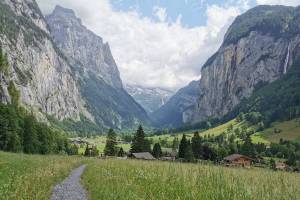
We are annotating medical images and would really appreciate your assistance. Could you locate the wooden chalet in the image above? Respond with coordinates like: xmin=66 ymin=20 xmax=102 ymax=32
xmin=224 ymin=154 xmax=252 ymax=168
xmin=275 ymin=162 xmax=288 ymax=170
xmin=130 ymin=152 xmax=156 ymax=160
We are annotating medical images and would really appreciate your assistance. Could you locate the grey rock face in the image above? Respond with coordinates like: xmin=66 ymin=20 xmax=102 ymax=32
xmin=46 ymin=6 xmax=149 ymax=129
xmin=125 ymin=84 xmax=173 ymax=113
xmin=189 ymin=6 xmax=300 ymax=123
xmin=46 ymin=5 xmax=122 ymax=89
xmin=0 ymin=0 xmax=91 ymax=121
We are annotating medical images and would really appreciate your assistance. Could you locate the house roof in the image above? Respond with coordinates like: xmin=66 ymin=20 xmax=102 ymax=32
xmin=132 ymin=152 xmax=155 ymax=160
xmin=224 ymin=154 xmax=252 ymax=161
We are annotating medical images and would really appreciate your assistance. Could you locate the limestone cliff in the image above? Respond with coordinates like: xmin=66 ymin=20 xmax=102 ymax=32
xmin=187 ymin=5 xmax=300 ymax=123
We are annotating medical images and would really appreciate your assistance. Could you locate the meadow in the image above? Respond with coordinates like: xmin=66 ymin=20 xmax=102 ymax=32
xmin=1 ymin=151 xmax=300 ymax=200
xmin=0 ymin=152 xmax=83 ymax=200
xmin=82 ymin=159 xmax=300 ymax=200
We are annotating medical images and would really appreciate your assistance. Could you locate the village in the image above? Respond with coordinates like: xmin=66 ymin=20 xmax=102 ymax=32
xmin=70 ymin=125 xmax=297 ymax=172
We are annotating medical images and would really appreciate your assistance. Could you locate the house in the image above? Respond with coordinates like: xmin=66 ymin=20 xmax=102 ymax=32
xmin=224 ymin=154 xmax=252 ymax=168
xmin=130 ymin=152 xmax=156 ymax=160
xmin=161 ymin=150 xmax=177 ymax=161
xmin=275 ymin=162 xmax=288 ymax=170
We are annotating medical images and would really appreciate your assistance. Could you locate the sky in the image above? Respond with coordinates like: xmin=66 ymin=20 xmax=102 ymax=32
xmin=36 ymin=0 xmax=300 ymax=91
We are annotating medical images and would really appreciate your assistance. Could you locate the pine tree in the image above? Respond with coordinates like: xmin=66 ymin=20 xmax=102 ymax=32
xmin=152 ymin=143 xmax=162 ymax=158
xmin=104 ymin=128 xmax=118 ymax=156
xmin=240 ymin=135 xmax=256 ymax=157
xmin=178 ymin=134 xmax=188 ymax=158
xmin=131 ymin=125 xmax=149 ymax=153
xmin=118 ymin=147 xmax=125 ymax=157
xmin=23 ymin=116 xmax=39 ymax=154
xmin=172 ymin=137 xmax=179 ymax=151
xmin=184 ymin=140 xmax=194 ymax=162
xmin=191 ymin=132 xmax=202 ymax=159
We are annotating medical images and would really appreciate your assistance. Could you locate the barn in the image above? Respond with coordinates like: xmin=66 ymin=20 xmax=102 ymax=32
xmin=130 ymin=152 xmax=156 ymax=160
xmin=224 ymin=154 xmax=252 ymax=168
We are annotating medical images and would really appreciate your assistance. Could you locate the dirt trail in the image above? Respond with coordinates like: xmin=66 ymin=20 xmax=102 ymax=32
xmin=50 ymin=165 xmax=87 ymax=200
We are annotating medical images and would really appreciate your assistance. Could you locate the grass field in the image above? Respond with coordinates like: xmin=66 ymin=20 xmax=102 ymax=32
xmin=0 ymin=152 xmax=83 ymax=200
xmin=82 ymin=159 xmax=300 ymax=200
xmin=1 ymin=151 xmax=300 ymax=200
xmin=259 ymin=120 xmax=300 ymax=143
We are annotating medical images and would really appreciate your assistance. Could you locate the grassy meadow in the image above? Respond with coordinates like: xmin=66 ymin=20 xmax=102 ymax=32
xmin=259 ymin=120 xmax=300 ymax=143
xmin=82 ymin=159 xmax=300 ymax=200
xmin=0 ymin=151 xmax=300 ymax=200
xmin=0 ymin=152 xmax=83 ymax=200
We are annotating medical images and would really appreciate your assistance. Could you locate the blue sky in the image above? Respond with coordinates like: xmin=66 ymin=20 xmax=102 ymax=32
xmin=111 ymin=0 xmax=256 ymax=27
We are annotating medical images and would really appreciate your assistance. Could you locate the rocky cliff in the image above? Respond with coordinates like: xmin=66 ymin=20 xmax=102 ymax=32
xmin=187 ymin=5 xmax=300 ymax=124
xmin=46 ymin=6 xmax=149 ymax=129
xmin=0 ymin=0 xmax=91 ymax=121
xmin=151 ymin=81 xmax=199 ymax=127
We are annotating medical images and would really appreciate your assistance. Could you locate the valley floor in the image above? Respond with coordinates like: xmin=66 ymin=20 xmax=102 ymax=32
xmin=0 ymin=152 xmax=300 ymax=200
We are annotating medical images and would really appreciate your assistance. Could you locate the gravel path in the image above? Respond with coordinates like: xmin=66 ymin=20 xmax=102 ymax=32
xmin=51 ymin=165 xmax=87 ymax=200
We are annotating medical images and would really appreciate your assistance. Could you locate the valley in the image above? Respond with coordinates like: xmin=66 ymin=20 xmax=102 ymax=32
xmin=1 ymin=0 xmax=300 ymax=199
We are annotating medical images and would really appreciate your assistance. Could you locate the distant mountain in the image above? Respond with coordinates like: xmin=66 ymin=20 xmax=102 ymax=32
xmin=125 ymin=84 xmax=173 ymax=113
xmin=150 ymin=81 xmax=199 ymax=128
xmin=46 ymin=6 xmax=150 ymax=130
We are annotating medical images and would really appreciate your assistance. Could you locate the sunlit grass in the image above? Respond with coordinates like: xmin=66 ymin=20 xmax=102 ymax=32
xmin=83 ymin=159 xmax=300 ymax=200
xmin=0 ymin=151 xmax=83 ymax=200
xmin=259 ymin=120 xmax=300 ymax=143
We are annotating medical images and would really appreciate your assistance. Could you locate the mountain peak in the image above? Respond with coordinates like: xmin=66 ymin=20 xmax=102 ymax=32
xmin=51 ymin=5 xmax=82 ymax=25
xmin=53 ymin=5 xmax=76 ymax=16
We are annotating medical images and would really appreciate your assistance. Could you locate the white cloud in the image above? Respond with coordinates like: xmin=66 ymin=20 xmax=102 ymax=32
xmin=256 ymin=0 xmax=300 ymax=6
xmin=153 ymin=6 xmax=167 ymax=22
xmin=36 ymin=0 xmax=248 ymax=90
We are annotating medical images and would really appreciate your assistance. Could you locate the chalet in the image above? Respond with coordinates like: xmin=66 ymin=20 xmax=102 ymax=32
xmin=161 ymin=150 xmax=177 ymax=161
xmin=275 ymin=162 xmax=288 ymax=170
xmin=130 ymin=152 xmax=156 ymax=160
xmin=224 ymin=154 xmax=252 ymax=168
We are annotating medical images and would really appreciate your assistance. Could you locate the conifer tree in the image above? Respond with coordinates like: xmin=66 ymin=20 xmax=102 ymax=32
xmin=184 ymin=140 xmax=194 ymax=162
xmin=152 ymin=143 xmax=162 ymax=158
xmin=118 ymin=147 xmax=125 ymax=157
xmin=23 ymin=115 xmax=39 ymax=154
xmin=178 ymin=134 xmax=188 ymax=158
xmin=104 ymin=128 xmax=118 ymax=156
xmin=172 ymin=137 xmax=179 ymax=151
xmin=131 ymin=125 xmax=150 ymax=153
xmin=191 ymin=132 xmax=202 ymax=159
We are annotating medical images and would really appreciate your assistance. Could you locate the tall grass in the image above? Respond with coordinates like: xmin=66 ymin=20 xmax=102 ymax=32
xmin=83 ymin=159 xmax=300 ymax=200
xmin=0 ymin=151 xmax=83 ymax=200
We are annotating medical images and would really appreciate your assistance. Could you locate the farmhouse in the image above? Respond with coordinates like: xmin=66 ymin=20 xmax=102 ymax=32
xmin=224 ymin=154 xmax=252 ymax=168
xmin=130 ymin=152 xmax=156 ymax=160
xmin=275 ymin=162 xmax=288 ymax=170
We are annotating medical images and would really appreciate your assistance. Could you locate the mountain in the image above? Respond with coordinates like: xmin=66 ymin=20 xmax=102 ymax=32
xmin=0 ymin=0 xmax=92 ymax=122
xmin=185 ymin=5 xmax=300 ymax=124
xmin=150 ymin=81 xmax=199 ymax=128
xmin=125 ymin=84 xmax=173 ymax=113
xmin=46 ymin=6 xmax=149 ymax=130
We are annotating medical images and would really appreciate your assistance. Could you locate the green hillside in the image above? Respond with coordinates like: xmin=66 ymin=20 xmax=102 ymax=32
xmin=257 ymin=120 xmax=300 ymax=143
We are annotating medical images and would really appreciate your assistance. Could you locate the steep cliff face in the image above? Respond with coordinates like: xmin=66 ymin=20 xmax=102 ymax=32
xmin=151 ymin=81 xmax=199 ymax=128
xmin=0 ymin=0 xmax=91 ymax=121
xmin=188 ymin=5 xmax=300 ymax=123
xmin=46 ymin=6 xmax=149 ymax=129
